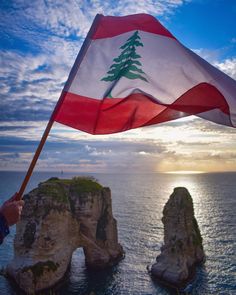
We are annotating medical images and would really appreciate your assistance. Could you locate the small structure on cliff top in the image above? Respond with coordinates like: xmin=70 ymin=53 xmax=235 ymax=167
xmin=7 ymin=177 xmax=124 ymax=294
xmin=151 ymin=187 xmax=205 ymax=289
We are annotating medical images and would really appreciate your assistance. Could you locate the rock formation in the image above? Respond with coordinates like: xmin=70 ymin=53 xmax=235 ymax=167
xmin=7 ymin=177 xmax=124 ymax=294
xmin=151 ymin=187 xmax=205 ymax=288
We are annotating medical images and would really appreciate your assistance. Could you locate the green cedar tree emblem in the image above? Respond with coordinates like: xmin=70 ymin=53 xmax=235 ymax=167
xmin=101 ymin=30 xmax=148 ymax=97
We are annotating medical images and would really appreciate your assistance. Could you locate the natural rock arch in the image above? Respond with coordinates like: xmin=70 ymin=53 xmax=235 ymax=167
xmin=7 ymin=177 xmax=124 ymax=294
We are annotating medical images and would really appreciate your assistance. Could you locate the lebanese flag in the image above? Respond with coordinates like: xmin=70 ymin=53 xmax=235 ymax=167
xmin=53 ymin=14 xmax=236 ymax=134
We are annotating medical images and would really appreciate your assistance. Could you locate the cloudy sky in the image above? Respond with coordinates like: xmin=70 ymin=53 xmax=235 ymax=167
xmin=0 ymin=0 xmax=236 ymax=173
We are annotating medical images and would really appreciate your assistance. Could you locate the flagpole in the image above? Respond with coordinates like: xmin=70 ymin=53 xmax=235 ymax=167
xmin=16 ymin=88 xmax=67 ymax=200
xmin=17 ymin=119 xmax=54 ymax=199
xmin=17 ymin=86 xmax=68 ymax=199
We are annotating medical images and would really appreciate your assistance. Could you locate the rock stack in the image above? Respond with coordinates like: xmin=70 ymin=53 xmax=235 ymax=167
xmin=151 ymin=187 xmax=205 ymax=288
xmin=7 ymin=177 xmax=124 ymax=293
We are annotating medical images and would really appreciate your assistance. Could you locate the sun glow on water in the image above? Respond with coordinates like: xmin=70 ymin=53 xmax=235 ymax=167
xmin=165 ymin=170 xmax=206 ymax=174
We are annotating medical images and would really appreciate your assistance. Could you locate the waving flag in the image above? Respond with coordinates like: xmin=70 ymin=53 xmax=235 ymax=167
xmin=53 ymin=13 xmax=236 ymax=134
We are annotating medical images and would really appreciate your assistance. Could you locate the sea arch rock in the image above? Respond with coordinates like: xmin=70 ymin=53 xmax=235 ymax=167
xmin=7 ymin=177 xmax=124 ymax=293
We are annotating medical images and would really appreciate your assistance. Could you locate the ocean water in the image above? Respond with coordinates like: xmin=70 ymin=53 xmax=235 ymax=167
xmin=0 ymin=171 xmax=235 ymax=295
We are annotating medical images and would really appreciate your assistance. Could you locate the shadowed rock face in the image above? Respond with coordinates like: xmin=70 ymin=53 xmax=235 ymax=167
xmin=151 ymin=187 xmax=205 ymax=288
xmin=7 ymin=177 xmax=124 ymax=294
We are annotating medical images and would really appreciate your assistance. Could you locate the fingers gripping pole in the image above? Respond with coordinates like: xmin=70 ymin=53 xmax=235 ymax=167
xmin=17 ymin=119 xmax=54 ymax=200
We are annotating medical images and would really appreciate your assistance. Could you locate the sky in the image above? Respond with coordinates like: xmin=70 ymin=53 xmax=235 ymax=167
xmin=0 ymin=0 xmax=236 ymax=173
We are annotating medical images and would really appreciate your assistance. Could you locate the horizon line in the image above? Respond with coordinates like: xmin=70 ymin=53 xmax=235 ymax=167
xmin=0 ymin=170 xmax=236 ymax=174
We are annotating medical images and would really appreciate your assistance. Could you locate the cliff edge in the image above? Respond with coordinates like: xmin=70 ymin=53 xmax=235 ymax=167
xmin=7 ymin=177 xmax=124 ymax=293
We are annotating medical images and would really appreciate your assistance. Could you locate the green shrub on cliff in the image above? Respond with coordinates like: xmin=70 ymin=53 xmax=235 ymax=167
xmin=71 ymin=177 xmax=103 ymax=194
xmin=38 ymin=176 xmax=103 ymax=202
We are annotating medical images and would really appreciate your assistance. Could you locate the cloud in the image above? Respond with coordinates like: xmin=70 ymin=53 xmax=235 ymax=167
xmin=1 ymin=112 xmax=235 ymax=172
xmin=191 ymin=118 xmax=236 ymax=135
xmin=0 ymin=120 xmax=236 ymax=173
xmin=0 ymin=132 xmax=168 ymax=171
xmin=0 ymin=0 xmax=190 ymax=47
xmin=0 ymin=49 xmax=72 ymax=121
xmin=1 ymin=117 xmax=235 ymax=173
xmin=0 ymin=0 xmax=235 ymax=173
xmin=231 ymin=37 xmax=236 ymax=44
xmin=192 ymin=48 xmax=224 ymax=63
xmin=214 ymin=58 xmax=236 ymax=80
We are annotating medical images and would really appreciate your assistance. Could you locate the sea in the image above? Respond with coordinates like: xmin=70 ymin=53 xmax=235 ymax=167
xmin=0 ymin=171 xmax=235 ymax=295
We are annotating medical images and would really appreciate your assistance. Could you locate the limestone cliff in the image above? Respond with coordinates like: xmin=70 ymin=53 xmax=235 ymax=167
xmin=151 ymin=187 xmax=205 ymax=288
xmin=7 ymin=177 xmax=124 ymax=293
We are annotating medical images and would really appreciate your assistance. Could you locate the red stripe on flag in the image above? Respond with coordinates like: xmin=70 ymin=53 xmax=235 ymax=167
xmin=54 ymin=83 xmax=231 ymax=134
xmin=92 ymin=14 xmax=175 ymax=40
xmin=146 ymin=82 xmax=230 ymax=126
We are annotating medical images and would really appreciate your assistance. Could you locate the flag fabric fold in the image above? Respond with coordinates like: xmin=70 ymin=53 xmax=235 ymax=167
xmin=53 ymin=13 xmax=236 ymax=134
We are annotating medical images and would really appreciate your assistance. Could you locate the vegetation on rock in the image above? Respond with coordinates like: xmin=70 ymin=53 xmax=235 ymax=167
xmin=38 ymin=182 xmax=68 ymax=204
xmin=70 ymin=177 xmax=103 ymax=194
xmin=36 ymin=176 xmax=103 ymax=204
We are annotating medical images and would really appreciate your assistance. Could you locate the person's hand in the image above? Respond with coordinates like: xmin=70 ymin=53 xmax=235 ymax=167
xmin=0 ymin=193 xmax=24 ymax=226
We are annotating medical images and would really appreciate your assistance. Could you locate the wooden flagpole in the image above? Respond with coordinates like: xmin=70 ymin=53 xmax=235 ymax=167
xmin=16 ymin=85 xmax=67 ymax=200
xmin=17 ymin=119 xmax=54 ymax=199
